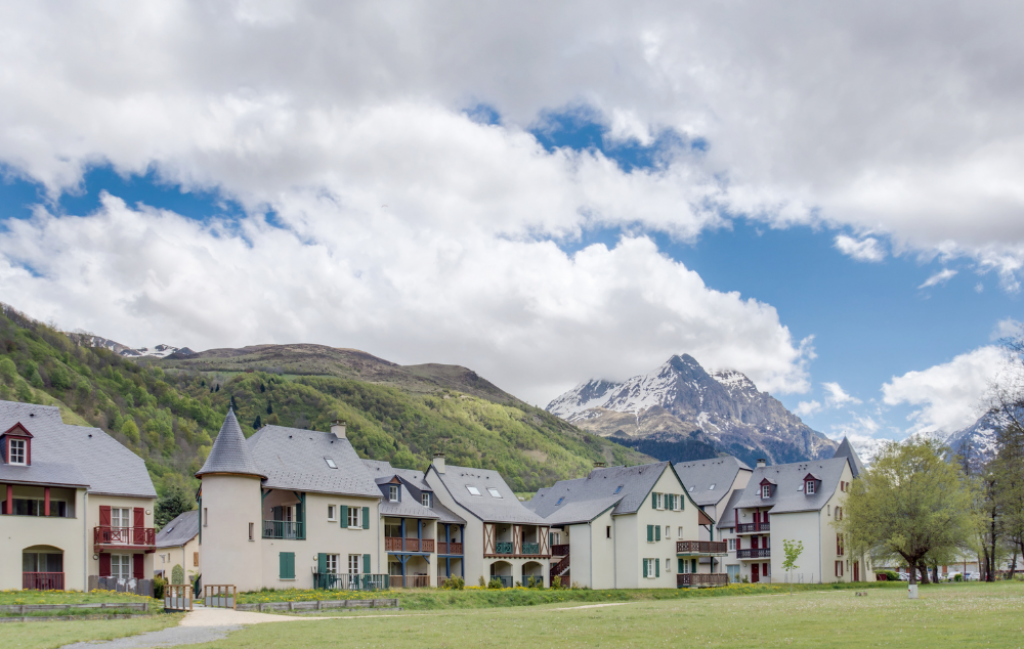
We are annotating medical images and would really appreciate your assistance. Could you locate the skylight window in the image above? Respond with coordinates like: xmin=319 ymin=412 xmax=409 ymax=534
xmin=614 ymin=485 xmax=623 ymax=494
xmin=556 ymin=497 xmax=565 ymax=505
xmin=324 ymin=458 xmax=338 ymax=469
xmin=467 ymin=486 xmax=481 ymax=496
xmin=487 ymin=488 xmax=502 ymax=498
xmin=708 ymin=484 xmax=716 ymax=490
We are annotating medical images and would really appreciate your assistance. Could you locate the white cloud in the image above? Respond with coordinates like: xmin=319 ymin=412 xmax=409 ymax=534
xmin=822 ymin=381 xmax=861 ymax=407
xmin=991 ymin=317 xmax=1024 ymax=341
xmin=882 ymin=346 xmax=1021 ymax=435
xmin=918 ymin=268 xmax=957 ymax=289
xmin=794 ymin=400 xmax=821 ymax=417
xmin=834 ymin=236 xmax=886 ymax=263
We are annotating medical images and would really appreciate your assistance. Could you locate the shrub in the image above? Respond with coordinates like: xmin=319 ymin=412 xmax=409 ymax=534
xmin=440 ymin=577 xmax=465 ymax=590
xmin=478 ymin=576 xmax=487 ymax=588
xmin=954 ymin=574 xmax=963 ymax=582
xmin=488 ymin=577 xmax=503 ymax=589
xmin=171 ymin=564 xmax=185 ymax=585
xmin=875 ymin=570 xmax=900 ymax=582
xmin=153 ymin=576 xmax=166 ymax=600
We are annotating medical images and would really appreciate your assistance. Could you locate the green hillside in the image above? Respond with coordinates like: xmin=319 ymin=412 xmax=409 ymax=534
xmin=0 ymin=305 xmax=647 ymax=498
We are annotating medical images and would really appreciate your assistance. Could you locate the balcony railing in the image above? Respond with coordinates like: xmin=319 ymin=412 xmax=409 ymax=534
xmin=489 ymin=575 xmax=513 ymax=588
xmin=94 ymin=526 xmax=156 ymax=547
xmin=495 ymin=542 xmax=514 ymax=554
xmin=313 ymin=573 xmax=389 ymax=591
xmin=676 ymin=540 xmax=728 ymax=555
xmin=385 ymin=537 xmax=435 ymax=553
xmin=262 ymin=520 xmax=305 ymax=540
xmin=437 ymin=542 xmax=463 ymax=555
xmin=735 ymin=522 xmax=770 ymax=534
xmin=523 ymin=542 xmax=540 ymax=555
xmin=551 ymin=544 xmax=570 ymax=556
xmin=23 ymin=572 xmax=64 ymax=590
xmin=677 ymin=573 xmax=729 ymax=588
xmin=736 ymin=548 xmax=771 ymax=559
xmin=489 ymin=542 xmax=548 ymax=557
xmin=389 ymin=575 xmax=430 ymax=588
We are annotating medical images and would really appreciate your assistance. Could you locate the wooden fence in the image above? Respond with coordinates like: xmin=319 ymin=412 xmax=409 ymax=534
xmin=204 ymin=584 xmax=236 ymax=609
xmin=88 ymin=576 xmax=154 ymax=597
xmin=235 ymin=598 xmax=399 ymax=612
xmin=164 ymin=584 xmax=193 ymax=611
xmin=0 ymin=602 xmax=149 ymax=614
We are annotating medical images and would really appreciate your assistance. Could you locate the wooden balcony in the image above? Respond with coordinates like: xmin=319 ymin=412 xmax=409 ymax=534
xmin=676 ymin=540 xmax=728 ymax=556
xmin=677 ymin=573 xmax=728 ymax=588
xmin=23 ymin=572 xmax=64 ymax=590
xmin=551 ymin=544 xmax=570 ymax=556
xmin=437 ymin=541 xmax=463 ymax=555
xmin=385 ymin=537 xmax=435 ymax=553
xmin=389 ymin=575 xmax=430 ymax=588
xmin=735 ymin=522 xmax=770 ymax=534
xmin=736 ymin=548 xmax=771 ymax=559
xmin=94 ymin=526 xmax=155 ymax=548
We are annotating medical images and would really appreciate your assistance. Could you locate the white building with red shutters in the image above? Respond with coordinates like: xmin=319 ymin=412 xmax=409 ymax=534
xmin=0 ymin=400 xmax=157 ymax=591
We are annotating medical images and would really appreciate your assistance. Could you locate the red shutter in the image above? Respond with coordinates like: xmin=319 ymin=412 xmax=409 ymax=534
xmin=133 ymin=554 xmax=144 ymax=579
xmin=26 ymin=438 xmax=30 ymax=466
xmin=762 ymin=563 xmax=768 ymax=577
xmin=133 ymin=507 xmax=144 ymax=527
xmin=99 ymin=553 xmax=111 ymax=577
xmin=99 ymin=505 xmax=112 ymax=526
xmin=133 ymin=507 xmax=145 ymax=544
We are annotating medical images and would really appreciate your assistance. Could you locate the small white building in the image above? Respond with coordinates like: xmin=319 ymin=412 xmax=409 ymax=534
xmin=155 ymin=510 xmax=199 ymax=583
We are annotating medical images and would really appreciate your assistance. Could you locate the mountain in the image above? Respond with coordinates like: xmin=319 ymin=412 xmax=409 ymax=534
xmin=944 ymin=407 xmax=1015 ymax=468
xmin=0 ymin=303 xmax=647 ymax=496
xmin=65 ymin=333 xmax=194 ymax=358
xmin=547 ymin=354 xmax=837 ymax=467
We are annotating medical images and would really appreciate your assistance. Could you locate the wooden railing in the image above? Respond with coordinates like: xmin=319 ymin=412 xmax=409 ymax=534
xmin=23 ymin=572 xmax=64 ymax=590
xmin=262 ymin=520 xmax=305 ymax=540
xmin=94 ymin=526 xmax=156 ymax=547
xmin=164 ymin=584 xmax=192 ymax=611
xmin=736 ymin=548 xmax=771 ymax=559
xmin=550 ymin=551 xmax=570 ymax=580
xmin=389 ymin=575 xmax=430 ymax=588
xmin=385 ymin=537 xmax=435 ymax=552
xmin=676 ymin=541 xmax=728 ymax=555
xmin=551 ymin=544 xmax=570 ymax=556
xmin=677 ymin=573 xmax=729 ymax=588
xmin=314 ymin=573 xmax=389 ymax=591
xmin=437 ymin=542 xmax=463 ymax=555
xmin=735 ymin=522 xmax=770 ymax=534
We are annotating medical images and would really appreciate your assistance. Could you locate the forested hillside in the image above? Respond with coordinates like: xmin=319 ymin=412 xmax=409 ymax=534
xmin=0 ymin=304 xmax=645 ymax=498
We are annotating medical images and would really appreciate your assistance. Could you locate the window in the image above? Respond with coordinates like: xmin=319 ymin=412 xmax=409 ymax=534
xmin=203 ymin=508 xmax=208 ymax=527
xmin=728 ymin=538 xmax=737 ymax=551
xmin=487 ymin=487 xmax=502 ymax=498
xmin=466 ymin=486 xmax=481 ymax=496
xmin=665 ymin=525 xmax=671 ymax=539
xmin=835 ymin=561 xmax=843 ymax=577
xmin=248 ymin=522 xmax=254 ymax=541
xmin=389 ymin=485 xmax=400 ymax=502
xmin=348 ymin=506 xmax=361 ymax=528
xmin=555 ymin=496 xmax=564 ymax=506
xmin=421 ymin=492 xmax=431 ymax=507
xmin=666 ymin=558 xmax=672 ymax=572
xmin=827 ymin=505 xmax=831 ymax=516
xmin=325 ymin=554 xmax=339 ymax=574
xmin=805 ymin=480 xmax=816 ymax=495
xmin=658 ymin=494 xmax=664 ymax=510
xmin=708 ymin=483 xmax=716 ymax=490
xmin=606 ymin=526 xmax=611 ymax=539
xmin=644 ymin=558 xmax=658 ymax=579
xmin=348 ymin=554 xmax=362 ymax=575
xmin=9 ymin=438 xmax=26 ymax=465
xmin=677 ymin=526 xmax=683 ymax=538
xmin=328 ymin=505 xmax=337 ymax=521
xmin=325 ymin=458 xmax=338 ymax=469
xmin=761 ymin=485 xmax=771 ymax=498
xmin=614 ymin=485 xmax=623 ymax=494
xmin=110 ymin=554 xmax=131 ymax=580
xmin=111 ymin=508 xmax=130 ymax=529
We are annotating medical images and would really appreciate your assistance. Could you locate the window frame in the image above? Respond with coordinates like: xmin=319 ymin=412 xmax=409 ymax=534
xmin=421 ymin=492 xmax=431 ymax=507
xmin=389 ymin=485 xmax=400 ymax=502
xmin=327 ymin=505 xmax=337 ymax=521
xmin=348 ymin=554 xmax=362 ymax=575
xmin=347 ymin=506 xmax=361 ymax=529
xmin=466 ymin=485 xmax=481 ymax=496
xmin=761 ymin=485 xmax=771 ymax=499
xmin=325 ymin=554 xmax=339 ymax=574
xmin=487 ymin=487 xmax=502 ymax=499
xmin=805 ymin=480 xmax=816 ymax=495
xmin=8 ymin=438 xmax=26 ymax=465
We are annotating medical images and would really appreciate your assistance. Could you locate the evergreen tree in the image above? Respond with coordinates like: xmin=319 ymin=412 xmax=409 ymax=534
xmin=230 ymin=395 xmax=237 ymax=409
xmin=260 ymin=382 xmax=266 ymax=393
xmin=215 ymin=384 xmax=220 ymax=392
xmin=253 ymin=415 xmax=262 ymax=429
xmin=266 ymin=401 xmax=273 ymax=415
xmin=155 ymin=484 xmax=195 ymax=529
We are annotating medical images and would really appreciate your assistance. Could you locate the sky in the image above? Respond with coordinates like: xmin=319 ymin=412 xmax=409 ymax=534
xmin=1 ymin=1 xmax=1023 ymax=451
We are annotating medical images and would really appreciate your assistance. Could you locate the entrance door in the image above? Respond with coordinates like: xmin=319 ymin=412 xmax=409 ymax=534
xmin=853 ymin=561 xmax=860 ymax=582
xmin=751 ymin=563 xmax=759 ymax=583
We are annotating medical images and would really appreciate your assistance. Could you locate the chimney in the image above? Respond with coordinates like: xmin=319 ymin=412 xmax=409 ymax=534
xmin=433 ymin=453 xmax=446 ymax=474
xmin=331 ymin=420 xmax=346 ymax=439
xmin=756 ymin=458 xmax=766 ymax=468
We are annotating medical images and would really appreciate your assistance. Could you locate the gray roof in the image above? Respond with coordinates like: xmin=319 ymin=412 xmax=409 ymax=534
xmin=429 ymin=464 xmax=547 ymax=524
xmin=363 ymin=460 xmax=465 ymax=524
xmin=380 ymin=498 xmax=440 ymax=520
xmin=196 ymin=410 xmax=265 ymax=478
xmin=246 ymin=426 xmax=381 ymax=498
xmin=716 ymin=489 xmax=745 ymax=529
xmin=734 ymin=457 xmax=850 ymax=514
xmin=674 ymin=457 xmax=752 ymax=507
xmin=0 ymin=401 xmax=155 ymax=498
xmin=526 ymin=462 xmax=678 ymax=525
xmin=156 ymin=510 xmax=199 ymax=548
xmin=832 ymin=437 xmax=866 ymax=478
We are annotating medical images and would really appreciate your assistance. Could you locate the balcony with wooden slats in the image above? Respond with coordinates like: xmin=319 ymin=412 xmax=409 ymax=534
xmin=675 ymin=540 xmax=728 ymax=556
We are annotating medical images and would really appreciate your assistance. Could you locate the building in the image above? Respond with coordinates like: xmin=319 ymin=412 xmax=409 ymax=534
xmin=722 ymin=441 xmax=869 ymax=584
xmin=155 ymin=510 xmax=199 ymax=583
xmin=363 ymin=460 xmax=467 ymax=587
xmin=423 ymin=455 xmax=551 ymax=587
xmin=197 ymin=412 xmax=384 ymax=592
xmin=527 ymin=462 xmax=726 ymax=589
xmin=675 ymin=456 xmax=752 ymax=582
xmin=0 ymin=400 xmax=157 ymax=591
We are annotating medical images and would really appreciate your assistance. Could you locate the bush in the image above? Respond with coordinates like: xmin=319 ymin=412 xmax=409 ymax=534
xmin=875 ymin=570 xmax=900 ymax=582
xmin=478 ymin=576 xmax=486 ymax=588
xmin=488 ymin=577 xmax=504 ymax=589
xmin=153 ymin=576 xmax=166 ymax=600
xmin=954 ymin=574 xmax=963 ymax=582
xmin=440 ymin=577 xmax=465 ymax=590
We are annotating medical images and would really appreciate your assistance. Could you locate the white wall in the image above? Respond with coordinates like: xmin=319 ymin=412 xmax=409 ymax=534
xmin=200 ymin=475 xmax=264 ymax=592
xmin=0 ymin=486 xmax=86 ymax=590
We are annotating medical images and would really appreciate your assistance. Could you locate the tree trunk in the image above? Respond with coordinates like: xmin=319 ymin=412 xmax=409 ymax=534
xmin=1010 ymin=550 xmax=1018 ymax=580
xmin=990 ymin=510 xmax=998 ymax=582
xmin=917 ymin=563 xmax=930 ymax=585
xmin=902 ymin=553 xmax=919 ymax=585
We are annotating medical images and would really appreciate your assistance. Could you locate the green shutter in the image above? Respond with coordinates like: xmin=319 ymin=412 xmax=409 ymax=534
xmin=652 ymin=493 xmax=657 ymax=509
xmin=655 ymin=559 xmax=660 ymax=578
xmin=340 ymin=505 xmax=349 ymax=528
xmin=317 ymin=553 xmax=327 ymax=574
xmin=647 ymin=525 xmax=653 ymax=542
xmin=362 ymin=506 xmax=370 ymax=529
xmin=642 ymin=559 xmax=648 ymax=578
xmin=680 ymin=494 xmax=684 ymax=510
xmin=363 ymin=553 xmax=371 ymax=574
xmin=678 ymin=558 xmax=684 ymax=573
xmin=280 ymin=552 xmax=295 ymax=579
xmin=655 ymin=525 xmax=661 ymax=541
xmin=692 ymin=559 xmax=697 ymax=574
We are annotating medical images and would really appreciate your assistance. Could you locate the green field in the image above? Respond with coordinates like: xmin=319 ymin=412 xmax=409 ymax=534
xmin=0 ymin=590 xmax=154 ymax=606
xmin=4 ymin=616 xmax=179 ymax=649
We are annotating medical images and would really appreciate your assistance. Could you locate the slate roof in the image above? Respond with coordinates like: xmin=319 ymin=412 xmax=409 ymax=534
xmin=674 ymin=457 xmax=752 ymax=507
xmin=525 ymin=462 xmax=676 ymax=525
xmin=363 ymin=460 xmax=464 ymax=524
xmin=733 ymin=457 xmax=850 ymax=514
xmin=156 ymin=510 xmax=199 ymax=548
xmin=715 ymin=490 xmax=744 ymax=530
xmin=429 ymin=464 xmax=547 ymax=524
xmin=0 ymin=400 xmax=155 ymax=498
xmin=196 ymin=410 xmax=264 ymax=478
xmin=246 ymin=426 xmax=381 ymax=498
xmin=832 ymin=436 xmax=866 ymax=478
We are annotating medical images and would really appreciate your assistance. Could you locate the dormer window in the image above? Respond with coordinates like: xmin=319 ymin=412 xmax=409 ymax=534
xmin=9 ymin=439 xmax=26 ymax=465
xmin=761 ymin=485 xmax=771 ymax=498
xmin=421 ymin=492 xmax=431 ymax=507
xmin=389 ymin=485 xmax=399 ymax=502
xmin=805 ymin=480 xmax=816 ymax=495
xmin=2 ymin=423 xmax=33 ymax=466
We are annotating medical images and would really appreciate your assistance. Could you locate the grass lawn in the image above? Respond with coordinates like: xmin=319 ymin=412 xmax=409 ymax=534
xmin=0 ymin=590 xmax=154 ymax=606
xmin=193 ymin=582 xmax=1024 ymax=649
xmin=4 ymin=615 xmax=181 ymax=649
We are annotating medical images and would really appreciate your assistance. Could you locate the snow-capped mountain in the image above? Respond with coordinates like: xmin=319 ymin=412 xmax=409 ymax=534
xmin=547 ymin=354 xmax=837 ymax=466
xmin=67 ymin=334 xmax=194 ymax=359
xmin=944 ymin=408 xmax=1012 ymax=466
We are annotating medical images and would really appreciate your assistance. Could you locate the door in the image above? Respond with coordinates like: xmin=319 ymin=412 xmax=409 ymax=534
xmin=751 ymin=563 xmax=759 ymax=583
xmin=853 ymin=561 xmax=860 ymax=582
xmin=727 ymin=565 xmax=740 ymax=583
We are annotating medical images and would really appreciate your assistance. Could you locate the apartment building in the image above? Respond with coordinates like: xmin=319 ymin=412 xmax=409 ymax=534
xmin=197 ymin=413 xmax=384 ymax=592
xmin=675 ymin=457 xmax=752 ymax=581
xmin=527 ymin=462 xmax=727 ymax=589
xmin=154 ymin=510 xmax=199 ymax=582
xmin=0 ymin=400 xmax=157 ymax=591
xmin=363 ymin=460 xmax=466 ymax=587
xmin=423 ymin=455 xmax=551 ymax=587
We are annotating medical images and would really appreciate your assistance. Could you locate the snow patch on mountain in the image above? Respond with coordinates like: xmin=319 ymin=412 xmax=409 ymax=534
xmin=67 ymin=333 xmax=194 ymax=359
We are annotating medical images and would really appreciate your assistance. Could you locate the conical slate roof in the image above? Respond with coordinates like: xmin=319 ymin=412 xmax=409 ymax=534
xmin=832 ymin=436 xmax=866 ymax=478
xmin=196 ymin=409 xmax=265 ymax=478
